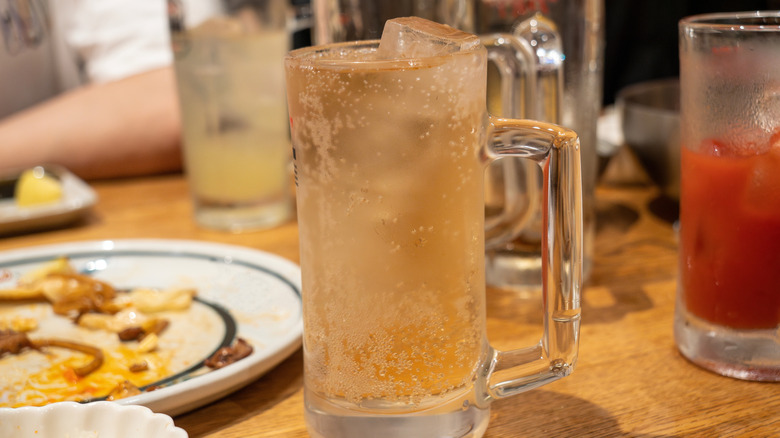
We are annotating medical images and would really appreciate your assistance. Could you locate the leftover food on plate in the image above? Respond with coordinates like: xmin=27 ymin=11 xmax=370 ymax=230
xmin=0 ymin=256 xmax=251 ymax=408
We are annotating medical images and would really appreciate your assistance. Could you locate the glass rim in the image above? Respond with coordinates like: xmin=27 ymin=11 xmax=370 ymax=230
xmin=284 ymin=39 xmax=484 ymax=69
xmin=680 ymin=10 xmax=780 ymax=31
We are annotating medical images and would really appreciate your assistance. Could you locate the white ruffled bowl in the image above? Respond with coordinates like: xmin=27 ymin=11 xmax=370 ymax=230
xmin=0 ymin=401 xmax=188 ymax=438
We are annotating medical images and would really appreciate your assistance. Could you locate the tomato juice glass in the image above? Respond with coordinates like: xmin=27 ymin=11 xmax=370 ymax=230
xmin=676 ymin=11 xmax=780 ymax=381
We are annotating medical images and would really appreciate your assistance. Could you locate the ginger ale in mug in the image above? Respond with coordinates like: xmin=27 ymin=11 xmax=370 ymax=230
xmin=286 ymin=17 xmax=582 ymax=438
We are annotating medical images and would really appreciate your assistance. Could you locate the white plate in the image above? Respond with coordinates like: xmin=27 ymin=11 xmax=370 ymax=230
xmin=0 ymin=165 xmax=98 ymax=236
xmin=0 ymin=239 xmax=302 ymax=416
xmin=0 ymin=401 xmax=189 ymax=438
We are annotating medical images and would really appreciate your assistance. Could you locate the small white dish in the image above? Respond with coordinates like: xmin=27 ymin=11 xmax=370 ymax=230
xmin=0 ymin=165 xmax=97 ymax=235
xmin=0 ymin=401 xmax=188 ymax=437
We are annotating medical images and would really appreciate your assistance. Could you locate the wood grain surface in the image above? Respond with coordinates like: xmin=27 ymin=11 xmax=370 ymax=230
xmin=1 ymin=173 xmax=777 ymax=437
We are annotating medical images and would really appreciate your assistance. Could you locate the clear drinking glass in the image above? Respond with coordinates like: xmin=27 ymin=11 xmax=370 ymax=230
xmin=286 ymin=18 xmax=582 ymax=438
xmin=675 ymin=11 xmax=780 ymax=381
xmin=168 ymin=0 xmax=293 ymax=231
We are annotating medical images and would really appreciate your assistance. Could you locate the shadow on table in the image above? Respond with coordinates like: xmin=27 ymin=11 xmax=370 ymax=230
xmin=487 ymin=389 xmax=674 ymax=438
xmin=488 ymin=261 xmax=657 ymax=330
xmin=647 ymin=194 xmax=679 ymax=225
xmin=582 ymin=282 xmax=656 ymax=325
xmin=596 ymin=200 xmax=641 ymax=235
xmin=583 ymin=197 xmax=678 ymax=325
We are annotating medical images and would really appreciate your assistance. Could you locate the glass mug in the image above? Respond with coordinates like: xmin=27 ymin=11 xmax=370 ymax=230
xmin=675 ymin=12 xmax=780 ymax=381
xmin=286 ymin=18 xmax=582 ymax=438
xmin=311 ymin=0 xmax=603 ymax=288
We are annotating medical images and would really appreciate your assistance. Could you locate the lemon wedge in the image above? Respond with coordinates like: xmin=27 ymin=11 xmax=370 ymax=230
xmin=15 ymin=167 xmax=63 ymax=207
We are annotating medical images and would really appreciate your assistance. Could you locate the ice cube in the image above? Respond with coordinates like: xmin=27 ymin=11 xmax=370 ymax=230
xmin=376 ymin=17 xmax=480 ymax=59
xmin=742 ymin=145 xmax=780 ymax=219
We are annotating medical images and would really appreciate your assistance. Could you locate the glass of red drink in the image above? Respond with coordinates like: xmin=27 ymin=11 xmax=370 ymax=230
xmin=676 ymin=12 xmax=780 ymax=381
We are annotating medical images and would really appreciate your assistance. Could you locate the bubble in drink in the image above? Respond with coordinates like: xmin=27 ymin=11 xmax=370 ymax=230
xmin=377 ymin=16 xmax=481 ymax=59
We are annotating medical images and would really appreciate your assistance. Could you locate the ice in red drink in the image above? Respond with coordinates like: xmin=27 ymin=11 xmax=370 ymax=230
xmin=680 ymin=137 xmax=780 ymax=330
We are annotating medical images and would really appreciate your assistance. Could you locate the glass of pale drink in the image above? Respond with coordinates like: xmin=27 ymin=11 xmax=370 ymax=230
xmin=169 ymin=0 xmax=293 ymax=231
xmin=285 ymin=17 xmax=582 ymax=438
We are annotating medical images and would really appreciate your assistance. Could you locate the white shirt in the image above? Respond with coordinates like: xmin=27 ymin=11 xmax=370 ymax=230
xmin=0 ymin=0 xmax=172 ymax=119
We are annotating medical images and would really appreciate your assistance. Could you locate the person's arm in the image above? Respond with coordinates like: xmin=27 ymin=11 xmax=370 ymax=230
xmin=0 ymin=66 xmax=182 ymax=180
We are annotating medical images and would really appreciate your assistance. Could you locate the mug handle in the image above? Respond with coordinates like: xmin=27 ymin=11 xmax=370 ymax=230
xmin=481 ymin=33 xmax=541 ymax=249
xmin=510 ymin=12 xmax=565 ymax=245
xmin=479 ymin=117 xmax=582 ymax=403
xmin=514 ymin=12 xmax=564 ymax=126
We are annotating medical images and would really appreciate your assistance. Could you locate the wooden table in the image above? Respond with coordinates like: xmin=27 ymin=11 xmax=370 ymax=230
xmin=1 ymin=173 xmax=777 ymax=437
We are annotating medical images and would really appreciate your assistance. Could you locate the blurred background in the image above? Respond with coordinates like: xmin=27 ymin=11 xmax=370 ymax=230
xmin=3 ymin=0 xmax=779 ymax=202
xmin=290 ymin=0 xmax=780 ymax=105
xmin=8 ymin=0 xmax=779 ymax=113
xmin=602 ymin=0 xmax=780 ymax=105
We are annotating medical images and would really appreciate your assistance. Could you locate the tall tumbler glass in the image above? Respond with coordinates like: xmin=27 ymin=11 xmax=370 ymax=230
xmin=676 ymin=12 xmax=780 ymax=381
xmin=312 ymin=0 xmax=604 ymax=289
xmin=168 ymin=0 xmax=293 ymax=231
xmin=286 ymin=18 xmax=582 ymax=438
